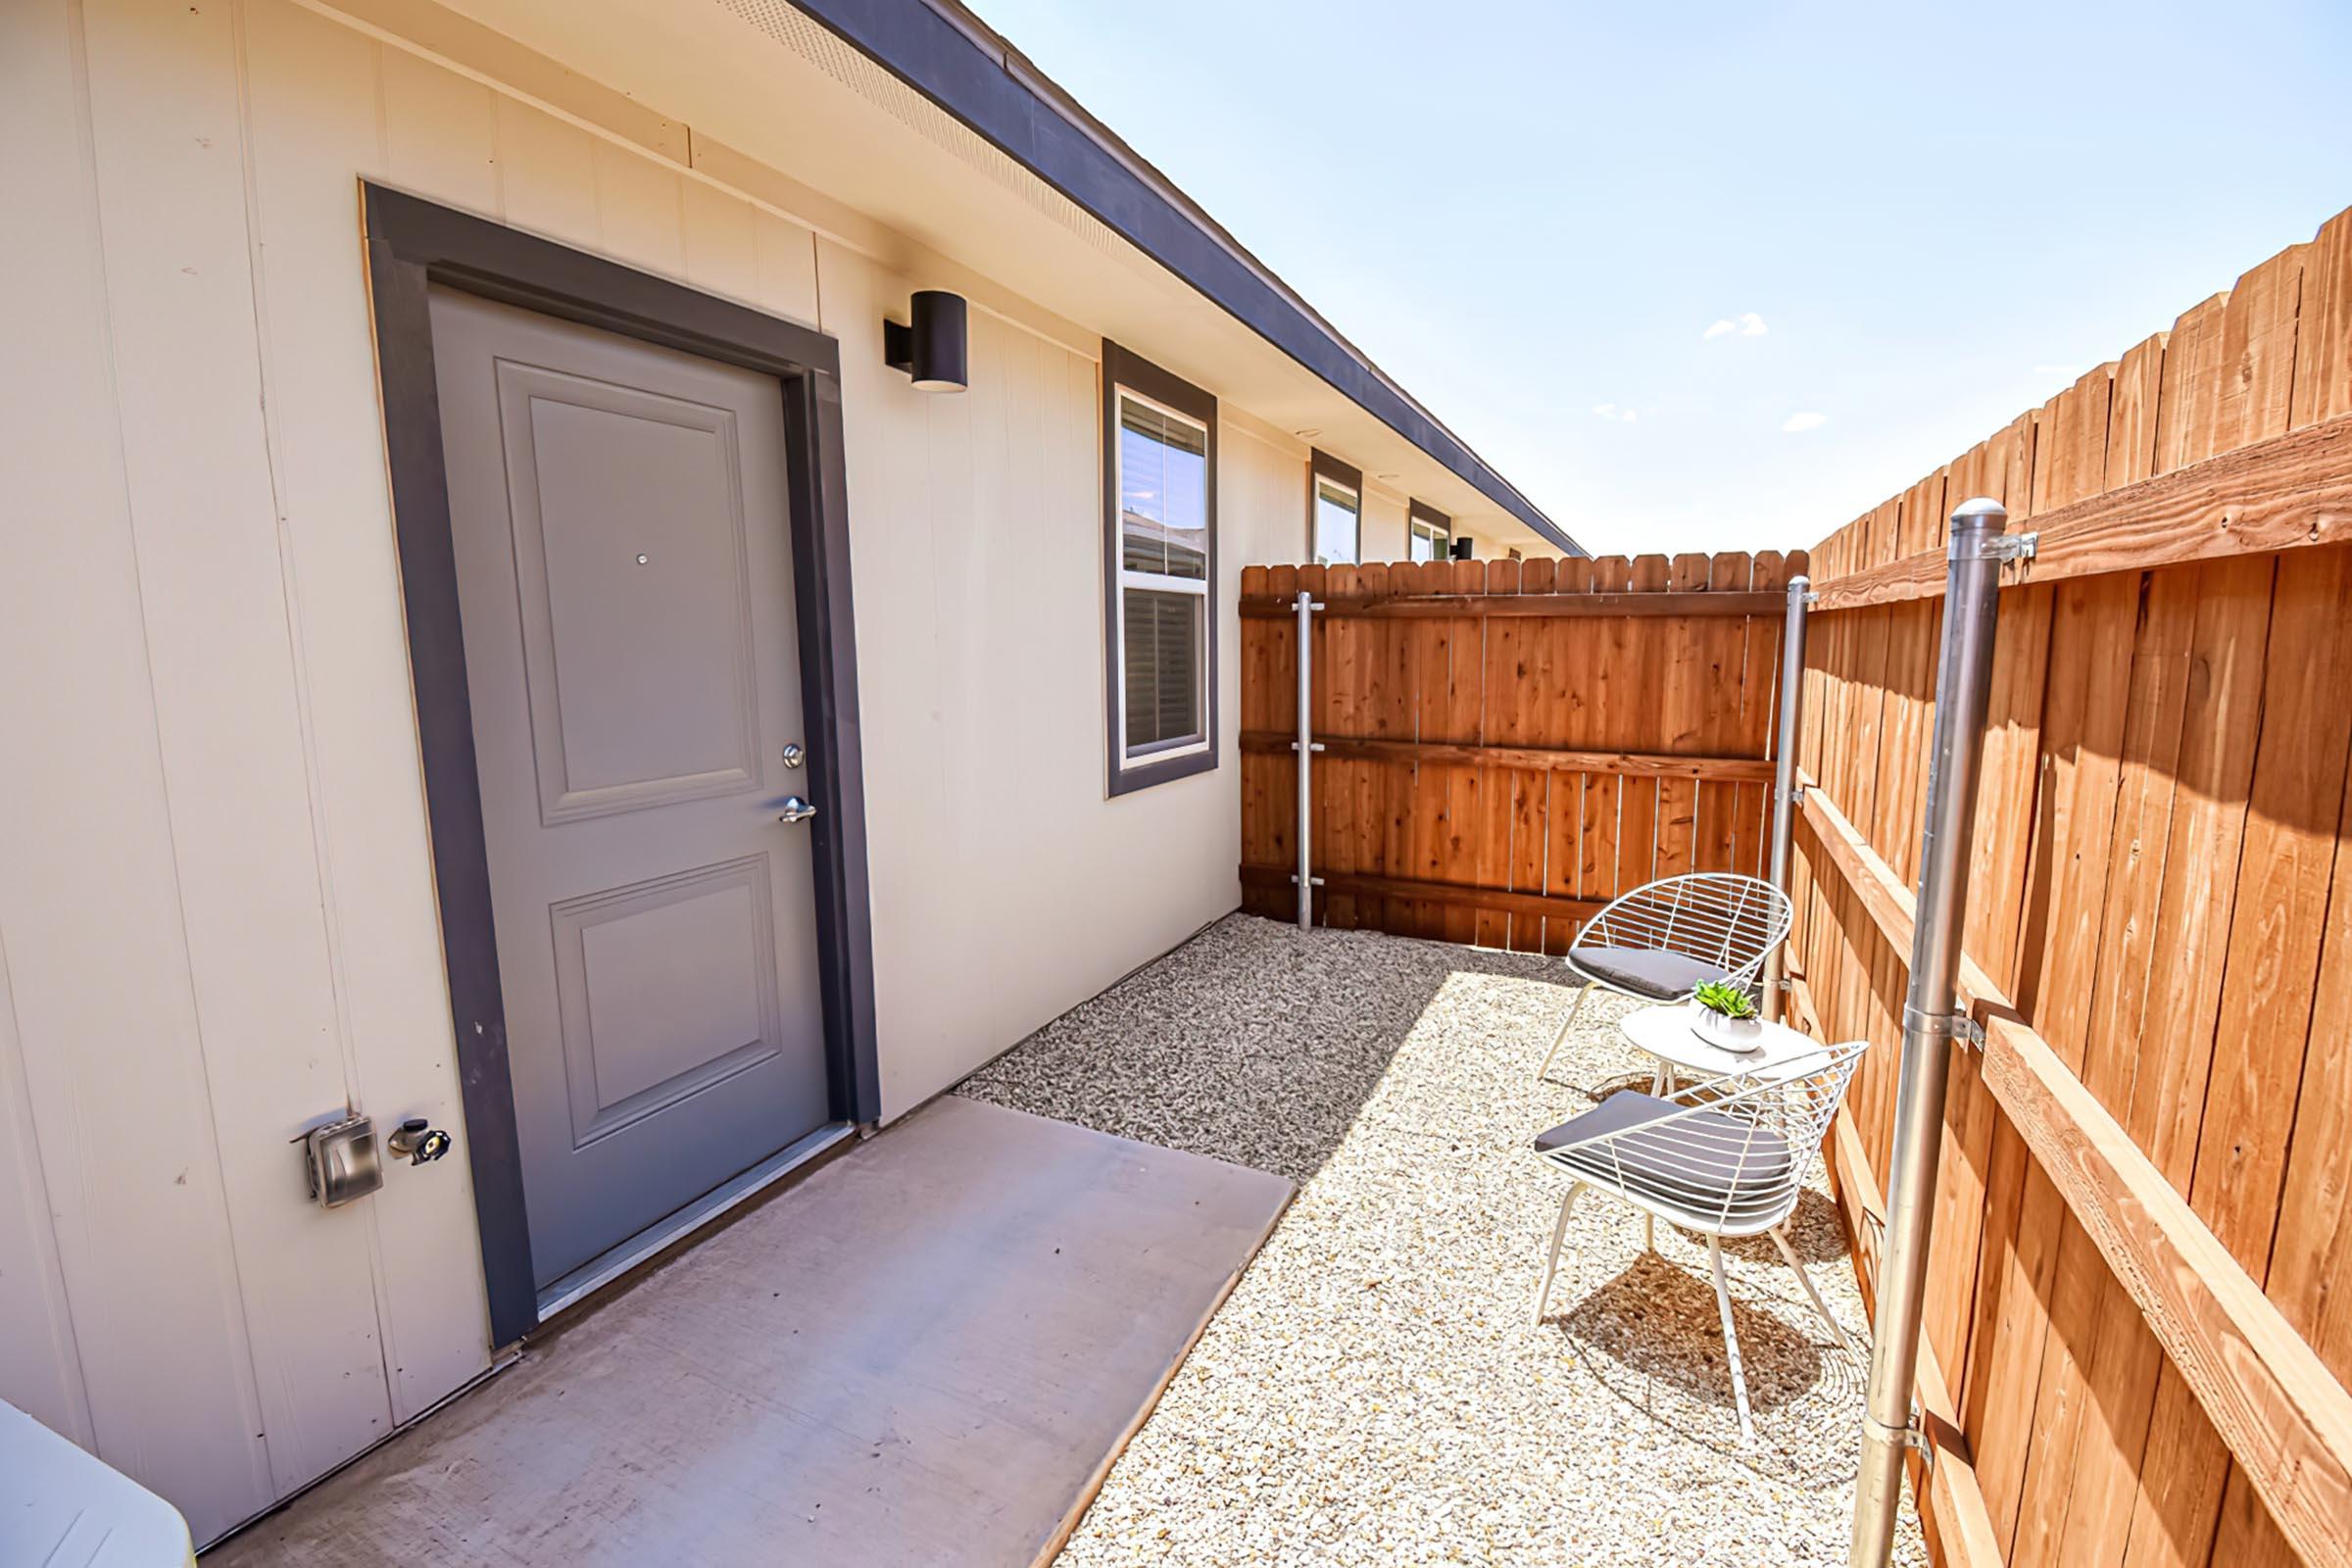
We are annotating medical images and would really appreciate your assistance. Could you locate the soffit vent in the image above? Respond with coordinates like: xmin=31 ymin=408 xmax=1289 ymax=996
xmin=711 ymin=0 xmax=1124 ymax=265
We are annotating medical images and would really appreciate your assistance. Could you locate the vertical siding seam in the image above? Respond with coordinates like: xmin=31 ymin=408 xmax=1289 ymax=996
xmin=0 ymin=904 xmax=99 ymax=1446
xmin=808 ymin=225 xmax=826 ymax=332
xmin=486 ymin=37 xmax=510 ymax=222
xmin=48 ymin=0 xmax=143 ymax=1481
xmin=64 ymin=0 xmax=276 ymax=1500
xmin=368 ymin=29 xmax=388 ymax=171
xmin=225 ymin=0 xmax=402 ymax=1424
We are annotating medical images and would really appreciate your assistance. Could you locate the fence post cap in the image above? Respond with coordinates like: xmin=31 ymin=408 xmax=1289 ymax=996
xmin=1949 ymin=497 xmax=2008 ymax=534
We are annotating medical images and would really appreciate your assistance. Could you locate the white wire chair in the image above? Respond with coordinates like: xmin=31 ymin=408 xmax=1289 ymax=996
xmin=1533 ymin=872 xmax=1794 ymax=1084
xmin=1528 ymin=1038 xmax=1867 ymax=1444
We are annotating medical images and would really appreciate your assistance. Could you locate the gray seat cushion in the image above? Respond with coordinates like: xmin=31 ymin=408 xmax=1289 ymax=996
xmin=1569 ymin=944 xmax=1728 ymax=1000
xmin=1535 ymin=1091 xmax=1793 ymax=1214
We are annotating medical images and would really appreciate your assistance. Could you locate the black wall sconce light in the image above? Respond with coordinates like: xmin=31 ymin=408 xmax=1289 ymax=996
xmin=884 ymin=290 xmax=968 ymax=393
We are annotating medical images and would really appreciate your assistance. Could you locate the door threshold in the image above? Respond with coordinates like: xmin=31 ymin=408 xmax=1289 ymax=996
xmin=534 ymin=1121 xmax=857 ymax=1324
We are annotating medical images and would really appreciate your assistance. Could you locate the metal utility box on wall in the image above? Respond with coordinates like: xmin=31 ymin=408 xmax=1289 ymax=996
xmin=302 ymin=1116 xmax=381 ymax=1209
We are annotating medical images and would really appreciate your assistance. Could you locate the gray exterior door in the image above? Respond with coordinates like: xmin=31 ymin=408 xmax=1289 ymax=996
xmin=429 ymin=288 xmax=832 ymax=1289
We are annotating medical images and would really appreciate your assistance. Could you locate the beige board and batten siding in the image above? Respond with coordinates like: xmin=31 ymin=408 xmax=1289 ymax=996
xmin=0 ymin=0 xmax=1294 ymax=1544
xmin=1361 ymin=485 xmax=1412 ymax=564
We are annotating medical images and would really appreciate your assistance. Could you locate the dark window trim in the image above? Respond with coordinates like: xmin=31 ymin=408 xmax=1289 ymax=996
xmin=789 ymin=0 xmax=1583 ymax=556
xmin=1308 ymin=448 xmax=1363 ymax=564
xmin=361 ymin=182 xmax=880 ymax=1349
xmin=1102 ymin=339 xmax=1218 ymax=798
xmin=1408 ymin=498 xmax=1454 ymax=564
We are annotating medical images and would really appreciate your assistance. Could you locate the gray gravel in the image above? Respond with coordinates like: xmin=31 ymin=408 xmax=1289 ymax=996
xmin=958 ymin=913 xmax=1927 ymax=1567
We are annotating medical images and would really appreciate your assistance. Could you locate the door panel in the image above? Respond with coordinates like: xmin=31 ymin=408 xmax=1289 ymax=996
xmin=493 ymin=362 xmax=764 ymax=824
xmin=551 ymin=856 xmax=782 ymax=1145
xmin=429 ymin=288 xmax=830 ymax=1289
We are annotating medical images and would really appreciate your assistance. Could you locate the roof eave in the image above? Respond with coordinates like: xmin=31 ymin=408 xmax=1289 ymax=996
xmin=790 ymin=0 xmax=1583 ymax=556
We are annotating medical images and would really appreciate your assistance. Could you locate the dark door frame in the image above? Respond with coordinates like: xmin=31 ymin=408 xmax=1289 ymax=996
xmin=361 ymin=182 xmax=881 ymax=1349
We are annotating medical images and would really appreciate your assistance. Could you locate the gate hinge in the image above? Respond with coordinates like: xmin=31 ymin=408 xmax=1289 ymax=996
xmin=1863 ymin=1404 xmax=1935 ymax=1460
xmin=1954 ymin=529 xmax=2038 ymax=564
xmin=1905 ymin=1004 xmax=1984 ymax=1050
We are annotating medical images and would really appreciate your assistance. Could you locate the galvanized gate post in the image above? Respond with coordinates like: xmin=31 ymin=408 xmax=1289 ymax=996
xmin=1762 ymin=574 xmax=1811 ymax=1024
xmin=1850 ymin=499 xmax=2025 ymax=1566
xmin=1294 ymin=588 xmax=1325 ymax=930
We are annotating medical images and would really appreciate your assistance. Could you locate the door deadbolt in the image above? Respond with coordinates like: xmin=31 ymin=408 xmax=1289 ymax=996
xmin=780 ymin=743 xmax=806 ymax=769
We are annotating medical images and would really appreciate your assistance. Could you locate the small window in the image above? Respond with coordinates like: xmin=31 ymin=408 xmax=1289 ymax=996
xmin=1309 ymin=449 xmax=1362 ymax=565
xmin=1408 ymin=499 xmax=1452 ymax=564
xmin=1102 ymin=342 xmax=1217 ymax=796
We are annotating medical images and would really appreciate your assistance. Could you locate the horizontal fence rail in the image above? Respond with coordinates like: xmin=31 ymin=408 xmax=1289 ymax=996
xmin=1238 ymin=587 xmax=1787 ymax=618
xmin=1810 ymin=415 xmax=2352 ymax=612
xmin=1236 ymin=731 xmax=1777 ymax=781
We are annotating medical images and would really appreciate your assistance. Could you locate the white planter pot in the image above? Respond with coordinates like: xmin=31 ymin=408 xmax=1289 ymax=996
xmin=1693 ymin=1006 xmax=1764 ymax=1050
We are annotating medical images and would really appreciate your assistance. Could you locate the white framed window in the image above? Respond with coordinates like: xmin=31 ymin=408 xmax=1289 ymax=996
xmin=1309 ymin=449 xmax=1362 ymax=565
xmin=1102 ymin=342 xmax=1217 ymax=795
xmin=1408 ymin=499 xmax=1452 ymax=563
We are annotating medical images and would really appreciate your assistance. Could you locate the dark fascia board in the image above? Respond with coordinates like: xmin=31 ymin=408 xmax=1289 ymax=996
xmin=790 ymin=0 xmax=1585 ymax=557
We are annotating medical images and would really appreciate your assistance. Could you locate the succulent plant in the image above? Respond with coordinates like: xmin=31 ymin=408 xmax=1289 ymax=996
xmin=1692 ymin=979 xmax=1758 ymax=1020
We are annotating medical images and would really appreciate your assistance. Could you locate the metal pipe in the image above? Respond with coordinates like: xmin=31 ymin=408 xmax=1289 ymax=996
xmin=1849 ymin=499 xmax=2011 ymax=1566
xmin=1762 ymin=574 xmax=1811 ymax=1024
xmin=1296 ymin=589 xmax=1318 ymax=930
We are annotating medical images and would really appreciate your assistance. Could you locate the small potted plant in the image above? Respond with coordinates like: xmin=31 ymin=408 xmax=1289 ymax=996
xmin=1690 ymin=979 xmax=1765 ymax=1050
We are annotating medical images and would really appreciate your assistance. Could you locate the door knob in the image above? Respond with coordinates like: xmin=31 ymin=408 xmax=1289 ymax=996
xmin=777 ymin=796 xmax=817 ymax=824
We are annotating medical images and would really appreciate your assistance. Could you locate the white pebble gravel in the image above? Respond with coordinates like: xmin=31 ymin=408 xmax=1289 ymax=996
xmin=959 ymin=913 xmax=1929 ymax=1567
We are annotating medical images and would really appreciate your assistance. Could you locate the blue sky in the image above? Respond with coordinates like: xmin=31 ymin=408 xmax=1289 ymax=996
xmin=970 ymin=0 xmax=2352 ymax=557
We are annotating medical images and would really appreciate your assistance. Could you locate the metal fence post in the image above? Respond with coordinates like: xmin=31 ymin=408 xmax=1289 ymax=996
xmin=1850 ymin=499 xmax=2020 ymax=1566
xmin=1763 ymin=574 xmax=1811 ymax=1024
xmin=1294 ymin=588 xmax=1325 ymax=930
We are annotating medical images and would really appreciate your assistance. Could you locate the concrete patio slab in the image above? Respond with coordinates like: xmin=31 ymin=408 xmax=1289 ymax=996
xmin=208 ymin=1096 xmax=1292 ymax=1568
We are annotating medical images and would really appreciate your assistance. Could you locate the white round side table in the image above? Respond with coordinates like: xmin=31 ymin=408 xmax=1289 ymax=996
xmin=1619 ymin=1003 xmax=1825 ymax=1095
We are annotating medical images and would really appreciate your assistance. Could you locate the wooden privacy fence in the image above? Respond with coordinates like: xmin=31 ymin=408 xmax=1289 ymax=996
xmin=1235 ymin=551 xmax=1804 ymax=949
xmin=1789 ymin=203 xmax=2352 ymax=1568
xmin=1233 ymin=201 xmax=2352 ymax=1568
